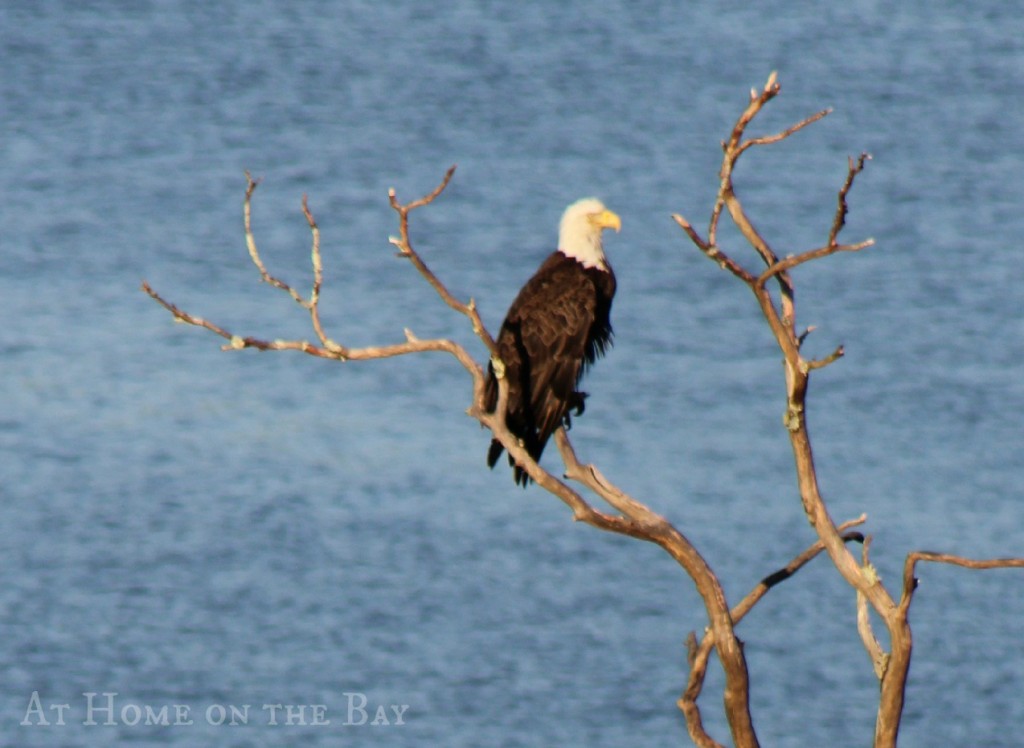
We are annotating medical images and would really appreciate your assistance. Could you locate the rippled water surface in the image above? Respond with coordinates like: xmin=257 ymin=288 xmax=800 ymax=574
xmin=2 ymin=1 xmax=1023 ymax=746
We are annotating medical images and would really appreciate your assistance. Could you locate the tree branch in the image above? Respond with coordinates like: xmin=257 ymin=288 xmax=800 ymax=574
xmin=899 ymin=551 xmax=1024 ymax=616
xmin=672 ymin=213 xmax=755 ymax=285
xmin=676 ymin=72 xmax=909 ymax=746
xmin=756 ymin=239 xmax=874 ymax=287
xmin=146 ymin=171 xmax=763 ymax=748
xmin=806 ymin=345 xmax=845 ymax=371
xmin=856 ymin=537 xmax=889 ymax=679
xmin=677 ymin=71 xmax=880 ymax=604
xmin=828 ymin=153 xmax=871 ymax=247
xmin=243 ymin=172 xmax=309 ymax=309
xmin=676 ymin=72 xmax=1024 ymax=748
xmin=680 ymin=515 xmax=867 ymax=738
xmin=387 ymin=166 xmax=498 ymax=357
xmin=735 ymin=107 xmax=832 ymax=158
xmin=144 ymin=172 xmax=488 ymax=396
xmin=555 ymin=428 xmax=760 ymax=747
xmin=755 ymin=152 xmax=875 ymax=286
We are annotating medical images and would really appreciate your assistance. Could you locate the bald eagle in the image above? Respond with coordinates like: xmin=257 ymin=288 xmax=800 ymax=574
xmin=484 ymin=198 xmax=620 ymax=485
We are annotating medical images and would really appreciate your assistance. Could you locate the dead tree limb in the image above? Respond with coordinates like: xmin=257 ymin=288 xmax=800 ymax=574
xmin=680 ymin=515 xmax=866 ymax=743
xmin=675 ymin=71 xmax=1024 ymax=747
xmin=900 ymin=552 xmax=1024 ymax=616
xmin=142 ymin=73 xmax=1023 ymax=746
xmin=673 ymin=70 xmax=907 ymax=747
xmin=555 ymin=430 xmax=757 ymax=747
xmin=143 ymin=168 xmax=764 ymax=748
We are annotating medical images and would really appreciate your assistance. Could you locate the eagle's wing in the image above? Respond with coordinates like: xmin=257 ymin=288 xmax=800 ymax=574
xmin=509 ymin=258 xmax=597 ymax=448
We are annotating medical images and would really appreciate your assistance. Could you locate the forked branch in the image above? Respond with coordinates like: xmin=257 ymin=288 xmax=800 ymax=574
xmin=387 ymin=166 xmax=497 ymax=358
xmin=143 ymin=172 xmax=480 ymax=379
xmin=143 ymin=168 xmax=764 ymax=747
xmin=676 ymin=71 xmax=909 ymax=745
xmin=757 ymin=154 xmax=876 ymax=287
xmin=680 ymin=515 xmax=867 ymax=744
xmin=674 ymin=71 xmax=1024 ymax=748
xmin=142 ymin=75 xmax=1024 ymax=748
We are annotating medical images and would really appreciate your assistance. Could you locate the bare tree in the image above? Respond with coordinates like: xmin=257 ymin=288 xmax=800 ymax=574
xmin=143 ymin=72 xmax=1023 ymax=747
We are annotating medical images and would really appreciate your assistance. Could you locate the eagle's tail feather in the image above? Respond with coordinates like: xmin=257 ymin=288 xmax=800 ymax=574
xmin=487 ymin=438 xmax=504 ymax=469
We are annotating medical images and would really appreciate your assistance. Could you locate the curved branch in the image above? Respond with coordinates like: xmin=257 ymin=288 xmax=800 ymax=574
xmin=755 ymin=152 xmax=875 ymax=287
xmin=675 ymin=72 xmax=917 ymax=747
xmin=144 ymin=169 xmax=662 ymax=560
xmin=900 ymin=551 xmax=1024 ymax=616
xmin=555 ymin=429 xmax=759 ymax=748
xmin=243 ymin=172 xmax=310 ymax=309
xmin=672 ymin=214 xmax=755 ymax=285
xmin=681 ymin=516 xmax=867 ymax=735
xmin=740 ymin=520 xmax=867 ymax=620
xmin=387 ymin=166 xmax=498 ymax=356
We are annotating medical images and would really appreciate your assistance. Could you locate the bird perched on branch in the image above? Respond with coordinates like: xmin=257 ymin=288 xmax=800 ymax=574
xmin=484 ymin=198 xmax=620 ymax=485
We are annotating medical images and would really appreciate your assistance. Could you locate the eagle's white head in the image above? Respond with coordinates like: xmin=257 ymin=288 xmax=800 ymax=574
xmin=558 ymin=197 xmax=621 ymax=270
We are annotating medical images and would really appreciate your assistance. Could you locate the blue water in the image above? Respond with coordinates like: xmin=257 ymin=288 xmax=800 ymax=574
xmin=2 ymin=1 xmax=1022 ymax=746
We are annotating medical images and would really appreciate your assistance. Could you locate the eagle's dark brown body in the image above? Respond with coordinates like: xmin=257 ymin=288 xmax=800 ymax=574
xmin=484 ymin=250 xmax=616 ymax=485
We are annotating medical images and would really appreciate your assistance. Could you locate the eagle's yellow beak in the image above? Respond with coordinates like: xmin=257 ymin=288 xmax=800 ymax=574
xmin=591 ymin=209 xmax=622 ymax=233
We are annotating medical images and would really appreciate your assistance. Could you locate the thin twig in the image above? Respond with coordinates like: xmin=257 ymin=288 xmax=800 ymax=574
xmin=720 ymin=74 xmax=798 ymax=333
xmin=242 ymin=174 xmax=347 ymax=354
xmin=672 ymin=214 xmax=755 ymax=285
xmin=243 ymin=172 xmax=309 ymax=308
xmin=828 ymin=153 xmax=871 ymax=247
xmin=300 ymin=193 xmax=334 ymax=348
xmin=142 ymin=281 xmax=239 ymax=343
xmin=857 ymin=537 xmax=889 ymax=679
xmin=737 ymin=520 xmax=867 ymax=621
xmin=708 ymin=71 xmax=779 ymax=249
xmin=735 ymin=108 xmax=832 ymax=158
xmin=899 ymin=551 xmax=1024 ymax=616
xmin=388 ymin=167 xmax=498 ymax=356
xmin=756 ymin=238 xmax=875 ymax=287
xmin=806 ymin=345 xmax=845 ymax=371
